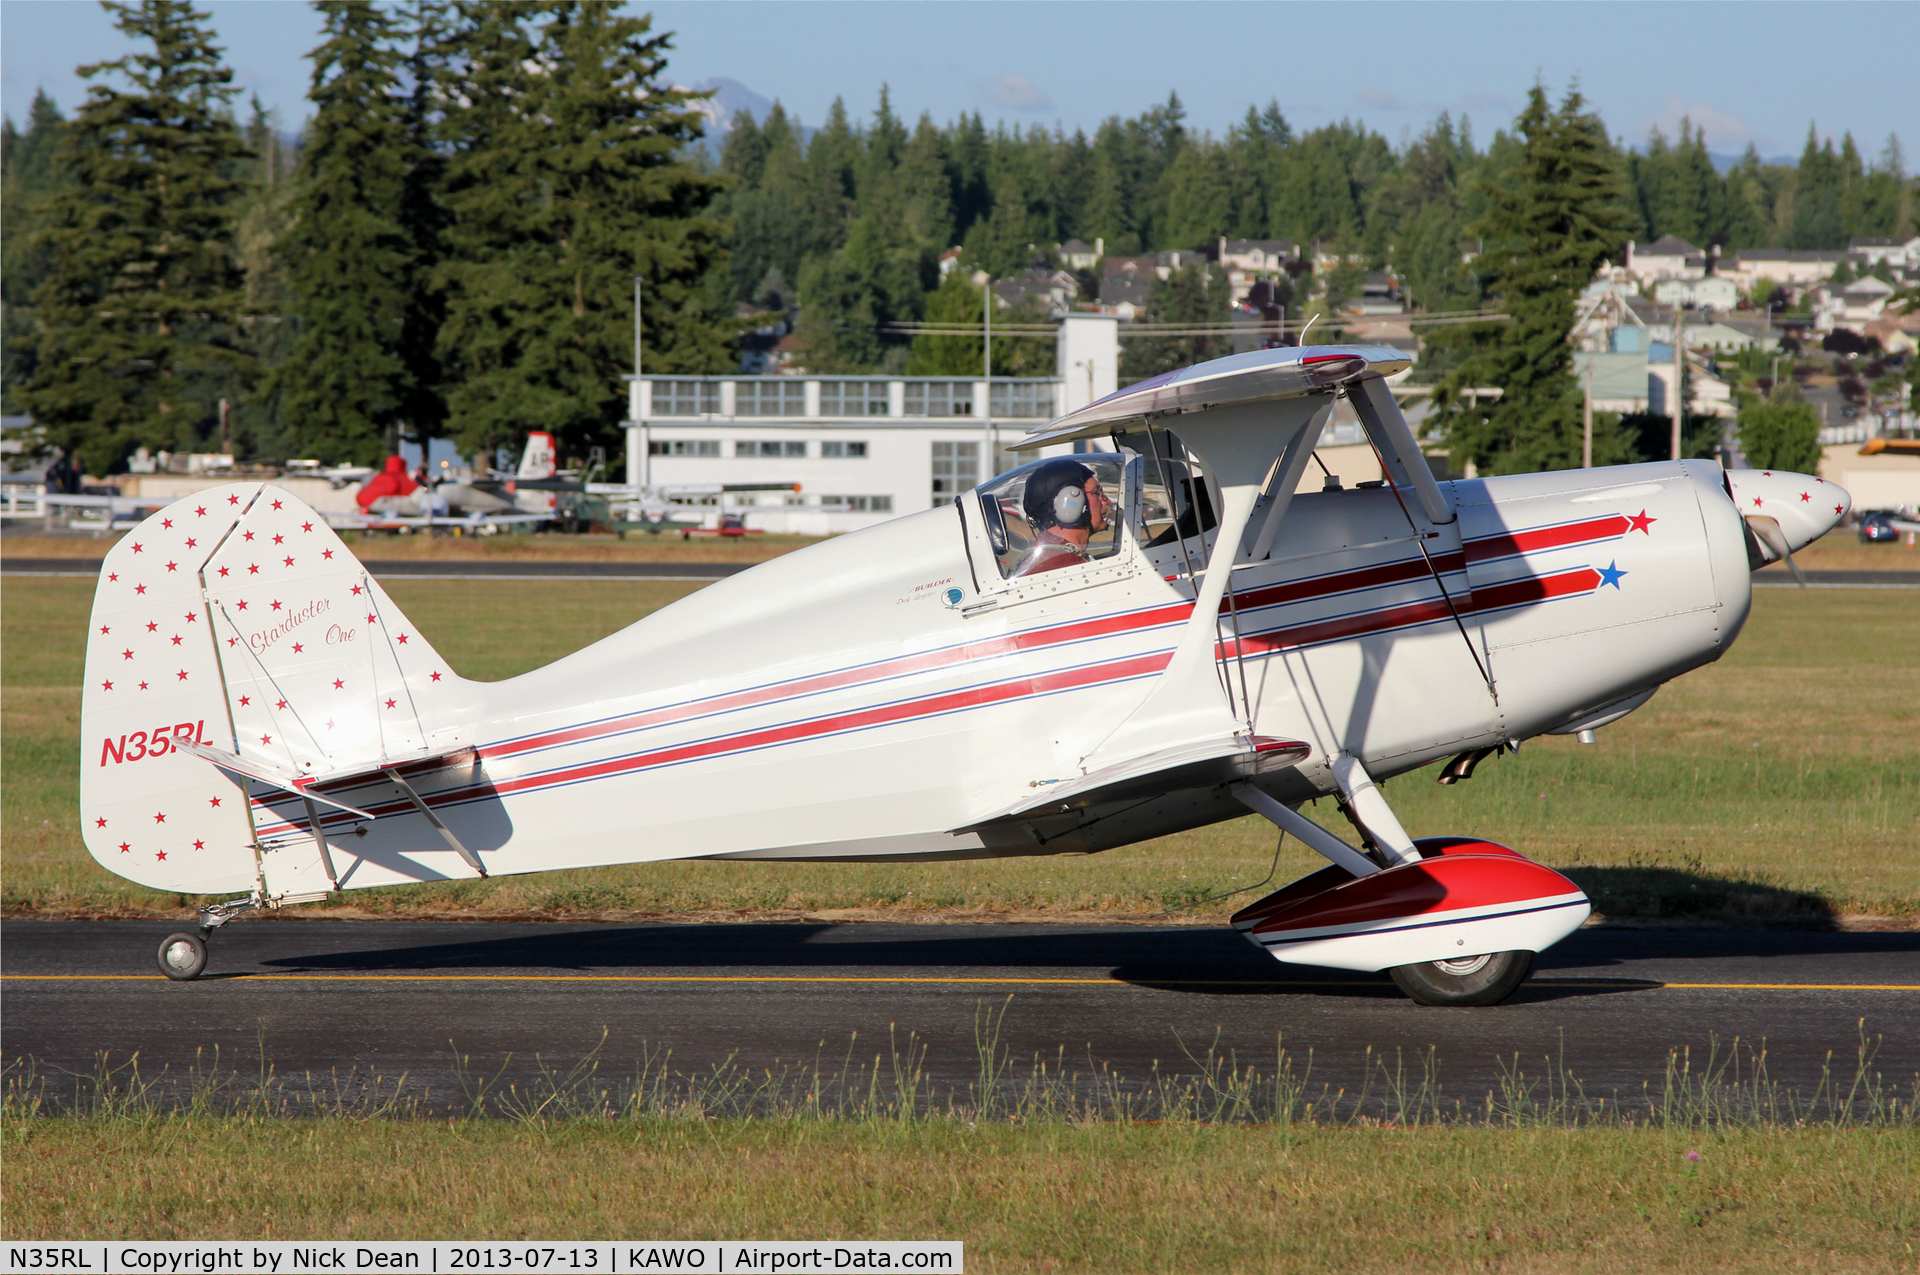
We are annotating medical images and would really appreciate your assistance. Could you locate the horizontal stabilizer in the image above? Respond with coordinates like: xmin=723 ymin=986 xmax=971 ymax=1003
xmin=175 ymin=738 xmax=375 ymax=820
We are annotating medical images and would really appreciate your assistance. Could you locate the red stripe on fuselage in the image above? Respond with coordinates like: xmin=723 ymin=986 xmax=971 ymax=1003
xmin=1463 ymin=515 xmax=1627 ymax=564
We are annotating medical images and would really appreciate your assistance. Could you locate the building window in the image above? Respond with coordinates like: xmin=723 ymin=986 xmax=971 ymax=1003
xmin=653 ymin=380 xmax=718 ymax=416
xmin=931 ymin=440 xmax=979 ymax=506
xmin=819 ymin=440 xmax=868 ymax=459
xmin=736 ymin=440 xmax=808 ymax=459
xmin=904 ymin=382 xmax=974 ymax=417
xmin=648 ymin=439 xmax=721 ymax=457
xmin=821 ymin=495 xmax=893 ymax=512
xmin=734 ymin=379 xmax=806 ymax=416
xmin=990 ymin=381 xmax=1055 ymax=419
xmin=820 ymin=381 xmax=891 ymax=416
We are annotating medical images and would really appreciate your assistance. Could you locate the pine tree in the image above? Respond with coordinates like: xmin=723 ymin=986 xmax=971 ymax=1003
xmin=272 ymin=0 xmax=422 ymax=465
xmin=435 ymin=1 xmax=732 ymax=462
xmin=2 ymin=90 xmax=71 ymax=409
xmin=1435 ymin=85 xmax=1631 ymax=474
xmin=1788 ymin=126 xmax=1846 ymax=249
xmin=20 ymin=0 xmax=253 ymax=475
xmin=1738 ymin=390 xmax=1821 ymax=473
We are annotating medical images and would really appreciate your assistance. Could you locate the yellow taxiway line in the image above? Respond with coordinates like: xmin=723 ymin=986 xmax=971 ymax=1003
xmin=5 ymin=974 xmax=1917 ymax=990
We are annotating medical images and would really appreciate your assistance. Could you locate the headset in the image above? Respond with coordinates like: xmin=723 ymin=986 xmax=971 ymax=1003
xmin=1052 ymin=482 xmax=1088 ymax=528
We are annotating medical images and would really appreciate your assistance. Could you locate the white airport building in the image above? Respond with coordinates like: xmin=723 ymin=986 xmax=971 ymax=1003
xmin=622 ymin=314 xmax=1121 ymax=534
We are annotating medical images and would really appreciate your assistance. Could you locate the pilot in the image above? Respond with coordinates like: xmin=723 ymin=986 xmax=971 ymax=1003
xmin=1012 ymin=458 xmax=1112 ymax=577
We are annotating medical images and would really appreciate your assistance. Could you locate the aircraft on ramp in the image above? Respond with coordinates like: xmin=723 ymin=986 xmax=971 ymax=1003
xmin=76 ymin=345 xmax=1848 ymax=1004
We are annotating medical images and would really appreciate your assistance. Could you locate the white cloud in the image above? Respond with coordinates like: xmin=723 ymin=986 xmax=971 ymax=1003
xmin=1356 ymin=85 xmax=1411 ymax=112
xmin=979 ymin=73 xmax=1052 ymax=112
xmin=1645 ymin=94 xmax=1759 ymax=151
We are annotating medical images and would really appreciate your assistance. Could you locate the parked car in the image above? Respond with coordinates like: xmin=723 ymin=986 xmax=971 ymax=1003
xmin=1859 ymin=510 xmax=1902 ymax=543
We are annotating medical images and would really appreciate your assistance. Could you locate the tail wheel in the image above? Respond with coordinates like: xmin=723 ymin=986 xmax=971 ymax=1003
xmin=1389 ymin=949 xmax=1533 ymax=1007
xmin=157 ymin=932 xmax=208 ymax=981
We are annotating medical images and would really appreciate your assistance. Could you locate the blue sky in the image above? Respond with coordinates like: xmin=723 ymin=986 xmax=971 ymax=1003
xmin=3 ymin=1 xmax=1914 ymax=162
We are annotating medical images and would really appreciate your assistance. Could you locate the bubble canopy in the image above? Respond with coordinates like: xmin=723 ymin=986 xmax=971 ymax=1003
xmin=1011 ymin=344 xmax=1412 ymax=451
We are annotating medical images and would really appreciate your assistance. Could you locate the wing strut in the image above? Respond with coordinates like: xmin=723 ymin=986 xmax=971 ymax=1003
xmin=300 ymin=796 xmax=340 ymax=888
xmin=384 ymin=767 xmax=487 ymax=877
xmin=1231 ymin=784 xmax=1379 ymax=878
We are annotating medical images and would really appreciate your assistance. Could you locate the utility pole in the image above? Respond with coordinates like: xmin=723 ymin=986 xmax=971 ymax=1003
xmin=983 ymin=275 xmax=994 ymax=479
xmin=1670 ymin=307 xmax=1684 ymax=461
xmin=1582 ymin=364 xmax=1594 ymax=468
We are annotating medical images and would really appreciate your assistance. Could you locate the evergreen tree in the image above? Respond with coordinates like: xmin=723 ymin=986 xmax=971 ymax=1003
xmin=1 ymin=90 xmax=71 ymax=410
xmin=1434 ymin=85 xmax=1631 ymax=474
xmin=20 ymin=0 xmax=253 ymax=475
xmin=1788 ymin=126 xmax=1846 ymax=249
xmin=272 ymin=0 xmax=423 ymax=464
xmin=435 ymin=1 xmax=732 ymax=462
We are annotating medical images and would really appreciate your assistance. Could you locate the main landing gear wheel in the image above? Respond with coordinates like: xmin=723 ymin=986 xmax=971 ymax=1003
xmin=1389 ymin=950 xmax=1533 ymax=1007
xmin=157 ymin=931 xmax=208 ymax=981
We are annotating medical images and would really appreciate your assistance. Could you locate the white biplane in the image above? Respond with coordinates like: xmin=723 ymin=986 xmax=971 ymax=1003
xmin=78 ymin=346 xmax=1846 ymax=1004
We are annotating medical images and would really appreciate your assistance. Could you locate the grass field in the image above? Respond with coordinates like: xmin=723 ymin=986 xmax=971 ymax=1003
xmin=3 ymin=575 xmax=1915 ymax=924
xmin=3 ymin=1120 xmax=1915 ymax=1269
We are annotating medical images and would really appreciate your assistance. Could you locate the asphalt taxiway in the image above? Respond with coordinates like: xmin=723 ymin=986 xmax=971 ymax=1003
xmin=5 ymin=920 xmax=1915 ymax=1112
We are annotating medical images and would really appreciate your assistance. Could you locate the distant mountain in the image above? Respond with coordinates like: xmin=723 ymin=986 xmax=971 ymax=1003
xmin=684 ymin=77 xmax=777 ymax=135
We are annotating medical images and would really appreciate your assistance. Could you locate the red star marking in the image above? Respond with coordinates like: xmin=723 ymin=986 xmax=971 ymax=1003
xmin=108 ymin=573 xmax=118 ymax=582
xmin=238 ymin=696 xmax=250 ymax=706
xmin=131 ymin=543 xmax=143 ymax=553
xmin=430 ymin=671 xmax=442 ymax=682
xmin=322 ymin=549 xmax=334 ymax=560
xmin=153 ymin=812 xmax=166 ymax=824
xmin=101 ymin=680 xmax=113 ymax=690
xmin=226 ymin=637 xmax=237 ymax=647
xmin=1834 ymin=504 xmax=1845 ymax=514
xmin=146 ymin=621 xmax=158 ymax=632
xmin=366 ymin=613 xmax=378 ymax=624
xmin=236 ymin=600 xmax=249 ymax=610
xmin=192 ymin=840 xmax=204 ymax=850
xmin=248 ymin=563 xmax=260 ymax=574
xmin=184 ymin=611 xmax=196 ymax=623
xmin=1800 ymin=492 xmax=1811 ymax=502
xmin=1816 ymin=477 xmax=1826 ymax=484
xmin=209 ymin=797 xmax=221 ymax=807
xmin=122 ymin=649 xmax=135 ymax=660
xmin=165 ymin=561 xmax=178 ymax=572
xmin=138 ymin=681 xmax=148 ymax=690
xmin=302 ymin=521 xmax=313 ymax=532
xmin=283 ymin=556 xmax=294 ymax=567
xmin=397 ymin=634 xmax=409 ymax=645
xmin=95 ymin=817 xmax=107 ymax=828
xmin=228 ymin=494 xmax=240 ymax=505
xmin=118 ymin=842 xmax=130 ymax=853
xmin=260 ymin=734 xmax=272 ymax=745
xmin=275 ymin=699 xmax=287 ymax=709
xmin=291 ymin=642 xmax=304 ymax=653
xmin=1752 ymin=496 xmax=1765 ymax=507
xmin=195 ymin=506 xmax=207 ymax=517
xmin=134 ymin=583 xmax=146 ymax=594
xmin=162 ymin=518 xmax=173 ymax=529
xmin=333 ymin=679 xmax=344 ymax=689
xmin=270 ymin=599 xmax=282 ymax=611
xmin=217 ymin=566 xmax=230 ymax=577
xmin=176 ymin=669 xmax=188 ymax=681
xmin=243 ymin=531 xmax=255 ymax=541
xmin=185 ymin=537 xmax=197 ymax=548
xmin=350 ymin=584 xmax=363 ymax=595
xmin=326 ymin=719 xmax=336 ymax=730
xmin=273 ymin=534 xmax=284 ymax=545
xmin=170 ymin=634 xmax=182 ymax=645
xmin=1762 ymin=471 xmax=1773 ymax=477
xmin=155 ymin=850 xmax=167 ymax=861
xmin=385 ymin=698 xmax=397 ymax=709
xmin=100 ymin=624 xmax=111 ymax=634
xmin=271 ymin=499 xmax=283 ymax=510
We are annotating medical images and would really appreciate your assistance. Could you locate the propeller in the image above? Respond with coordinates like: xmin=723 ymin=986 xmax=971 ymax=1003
xmin=1745 ymin=515 xmax=1808 ymax=589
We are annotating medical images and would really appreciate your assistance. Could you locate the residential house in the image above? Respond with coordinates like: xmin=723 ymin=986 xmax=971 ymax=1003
xmin=1849 ymin=236 xmax=1920 ymax=269
xmin=1216 ymin=237 xmax=1298 ymax=305
xmin=1057 ymin=238 xmax=1103 ymax=271
xmin=1653 ymin=275 xmax=1740 ymax=311
xmin=1624 ymin=236 xmax=1706 ymax=283
xmin=1718 ymin=248 xmax=1855 ymax=289
xmin=993 ymin=269 xmax=1079 ymax=316
xmin=937 ymin=247 xmax=964 ymax=280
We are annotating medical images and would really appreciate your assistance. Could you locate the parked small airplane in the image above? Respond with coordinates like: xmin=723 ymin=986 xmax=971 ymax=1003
xmin=78 ymin=346 xmax=1847 ymax=1003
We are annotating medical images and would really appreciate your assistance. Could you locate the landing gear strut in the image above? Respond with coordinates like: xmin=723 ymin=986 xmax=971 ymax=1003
xmin=155 ymin=893 xmax=260 ymax=981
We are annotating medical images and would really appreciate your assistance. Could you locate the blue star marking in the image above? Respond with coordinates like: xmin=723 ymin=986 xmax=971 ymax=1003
xmin=1597 ymin=560 xmax=1627 ymax=589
